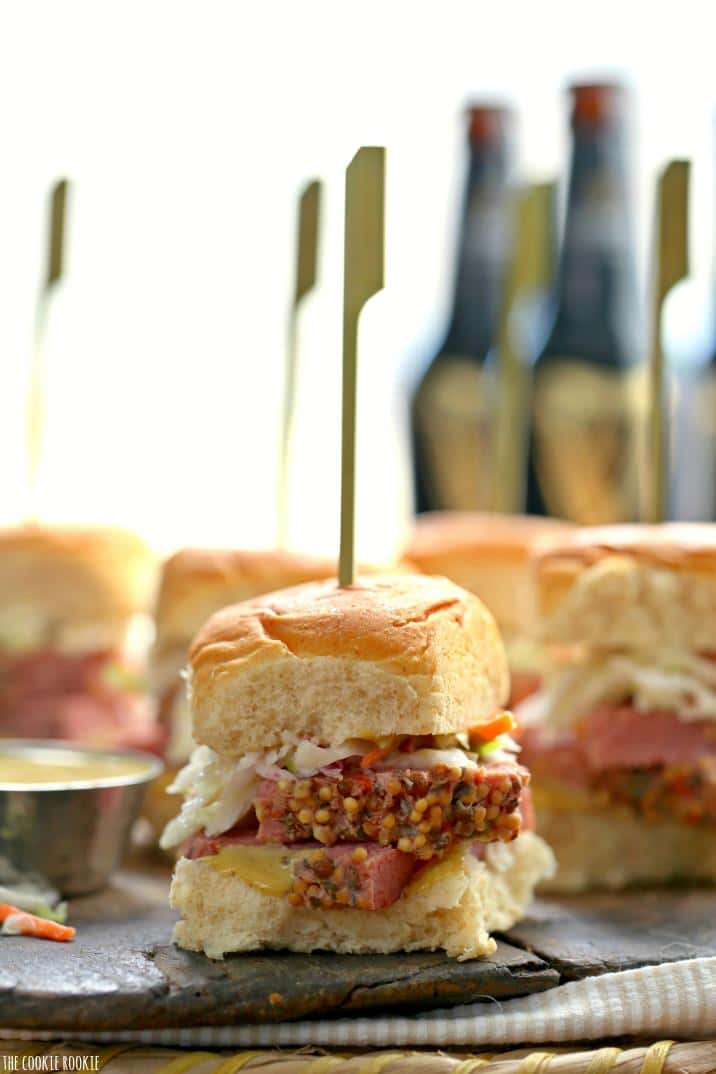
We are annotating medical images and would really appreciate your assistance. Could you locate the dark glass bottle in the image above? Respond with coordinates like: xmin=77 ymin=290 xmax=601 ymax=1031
xmin=525 ymin=83 xmax=641 ymax=522
xmin=411 ymin=106 xmax=512 ymax=513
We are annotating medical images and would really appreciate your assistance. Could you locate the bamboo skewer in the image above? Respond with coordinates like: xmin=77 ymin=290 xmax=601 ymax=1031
xmin=644 ymin=160 xmax=690 ymax=522
xmin=492 ymin=181 xmax=555 ymax=513
xmin=277 ymin=180 xmax=322 ymax=547
xmin=26 ymin=178 xmax=69 ymax=518
xmin=339 ymin=147 xmax=385 ymax=587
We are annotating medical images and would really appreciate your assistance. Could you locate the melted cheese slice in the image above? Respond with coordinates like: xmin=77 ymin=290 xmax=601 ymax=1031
xmin=403 ymin=845 xmax=466 ymax=897
xmin=209 ymin=845 xmax=296 ymax=896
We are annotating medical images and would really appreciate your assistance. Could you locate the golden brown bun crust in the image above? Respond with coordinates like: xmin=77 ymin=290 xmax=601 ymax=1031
xmin=189 ymin=574 xmax=509 ymax=756
xmin=532 ymin=783 xmax=716 ymax=892
xmin=403 ymin=513 xmax=573 ymax=640
xmin=0 ymin=524 xmax=155 ymax=633
xmin=170 ymin=832 xmax=554 ymax=959
xmin=534 ymin=523 xmax=716 ymax=649
xmin=154 ymin=548 xmax=340 ymax=660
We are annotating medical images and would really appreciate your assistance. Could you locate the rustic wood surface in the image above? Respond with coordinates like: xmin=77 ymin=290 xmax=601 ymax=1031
xmin=0 ymin=856 xmax=714 ymax=1032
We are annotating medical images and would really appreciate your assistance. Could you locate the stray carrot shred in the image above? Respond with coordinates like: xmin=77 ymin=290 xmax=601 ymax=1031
xmin=361 ymin=742 xmax=394 ymax=768
xmin=0 ymin=903 xmax=75 ymax=942
xmin=469 ymin=711 xmax=516 ymax=742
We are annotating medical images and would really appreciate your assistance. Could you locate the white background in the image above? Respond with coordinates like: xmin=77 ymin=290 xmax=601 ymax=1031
xmin=1 ymin=0 xmax=715 ymax=558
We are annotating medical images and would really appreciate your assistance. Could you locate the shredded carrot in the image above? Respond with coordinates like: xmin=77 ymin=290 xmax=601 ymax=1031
xmin=469 ymin=711 xmax=516 ymax=742
xmin=360 ymin=743 xmax=394 ymax=769
xmin=0 ymin=903 xmax=75 ymax=942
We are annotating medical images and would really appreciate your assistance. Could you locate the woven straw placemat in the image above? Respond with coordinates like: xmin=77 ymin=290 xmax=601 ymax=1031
xmin=2 ymin=1040 xmax=716 ymax=1074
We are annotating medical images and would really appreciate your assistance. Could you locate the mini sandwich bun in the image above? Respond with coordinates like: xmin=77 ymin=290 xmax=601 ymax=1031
xmin=404 ymin=512 xmax=572 ymax=642
xmin=534 ymin=523 xmax=716 ymax=651
xmin=532 ymin=785 xmax=716 ymax=892
xmin=189 ymin=573 xmax=509 ymax=757
xmin=154 ymin=548 xmax=343 ymax=665
xmin=171 ymin=831 xmax=554 ymax=960
xmin=0 ymin=524 xmax=155 ymax=649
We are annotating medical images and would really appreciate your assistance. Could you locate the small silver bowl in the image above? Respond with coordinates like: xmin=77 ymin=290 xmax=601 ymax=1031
xmin=0 ymin=739 xmax=163 ymax=895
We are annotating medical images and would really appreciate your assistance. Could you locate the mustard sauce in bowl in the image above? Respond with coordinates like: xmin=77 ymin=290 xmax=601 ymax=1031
xmin=0 ymin=745 xmax=157 ymax=788
xmin=0 ymin=740 xmax=163 ymax=894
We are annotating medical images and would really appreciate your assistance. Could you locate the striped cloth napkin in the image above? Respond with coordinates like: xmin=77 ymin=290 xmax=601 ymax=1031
xmin=2 ymin=956 xmax=715 ymax=1047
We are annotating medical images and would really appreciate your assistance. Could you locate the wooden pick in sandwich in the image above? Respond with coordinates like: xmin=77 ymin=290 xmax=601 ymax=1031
xmin=492 ymin=181 xmax=555 ymax=513
xmin=277 ymin=179 xmax=322 ymax=547
xmin=645 ymin=160 xmax=690 ymax=523
xmin=339 ymin=147 xmax=385 ymax=587
xmin=26 ymin=178 xmax=69 ymax=517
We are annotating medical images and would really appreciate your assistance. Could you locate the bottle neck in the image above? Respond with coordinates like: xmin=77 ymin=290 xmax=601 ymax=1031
xmin=444 ymin=141 xmax=510 ymax=357
xmin=549 ymin=122 xmax=636 ymax=364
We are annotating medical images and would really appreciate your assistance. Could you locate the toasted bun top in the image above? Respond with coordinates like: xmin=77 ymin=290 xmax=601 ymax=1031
xmin=534 ymin=523 xmax=716 ymax=649
xmin=189 ymin=573 xmax=509 ymax=756
xmin=403 ymin=512 xmax=572 ymax=640
xmin=0 ymin=524 xmax=155 ymax=648
xmin=154 ymin=547 xmax=340 ymax=660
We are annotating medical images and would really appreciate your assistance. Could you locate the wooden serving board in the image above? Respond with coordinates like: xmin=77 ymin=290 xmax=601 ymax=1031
xmin=0 ymin=861 xmax=714 ymax=1032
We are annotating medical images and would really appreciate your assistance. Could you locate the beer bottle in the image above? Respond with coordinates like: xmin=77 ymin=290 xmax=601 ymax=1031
xmin=525 ymin=83 xmax=641 ymax=521
xmin=411 ymin=105 xmax=512 ymax=512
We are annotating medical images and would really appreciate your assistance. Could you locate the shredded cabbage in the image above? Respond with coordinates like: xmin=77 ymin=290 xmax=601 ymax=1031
xmin=0 ymin=885 xmax=67 ymax=923
xmin=287 ymin=738 xmax=370 ymax=773
xmin=516 ymin=648 xmax=716 ymax=733
xmin=160 ymin=729 xmax=519 ymax=849
xmin=161 ymin=743 xmax=291 ymax=849
xmin=380 ymin=747 xmax=478 ymax=771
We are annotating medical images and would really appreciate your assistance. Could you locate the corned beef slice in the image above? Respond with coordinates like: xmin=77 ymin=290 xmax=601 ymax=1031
xmin=255 ymin=763 xmax=527 ymax=854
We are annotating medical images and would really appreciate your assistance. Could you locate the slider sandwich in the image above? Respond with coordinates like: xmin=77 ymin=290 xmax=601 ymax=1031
xmin=147 ymin=548 xmax=342 ymax=834
xmin=404 ymin=512 xmax=572 ymax=705
xmin=0 ymin=525 xmax=158 ymax=750
xmin=518 ymin=524 xmax=716 ymax=891
xmin=162 ymin=574 xmax=554 ymax=959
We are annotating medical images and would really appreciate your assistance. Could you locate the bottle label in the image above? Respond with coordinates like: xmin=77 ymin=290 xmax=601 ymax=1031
xmin=532 ymin=360 xmax=643 ymax=522
xmin=415 ymin=356 xmax=494 ymax=510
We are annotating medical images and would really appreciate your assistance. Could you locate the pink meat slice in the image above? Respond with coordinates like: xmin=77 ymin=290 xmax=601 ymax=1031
xmin=184 ymin=829 xmax=265 ymax=859
xmin=519 ymin=727 xmax=590 ymax=785
xmin=293 ymin=843 xmax=415 ymax=909
xmin=520 ymin=706 xmax=716 ymax=783
xmin=254 ymin=762 xmax=527 ymax=852
xmin=0 ymin=647 xmax=164 ymax=753
xmin=583 ymin=706 xmax=716 ymax=770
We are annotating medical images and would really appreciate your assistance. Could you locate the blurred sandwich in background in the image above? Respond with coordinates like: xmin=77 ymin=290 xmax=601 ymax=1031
xmin=517 ymin=524 xmax=716 ymax=890
xmin=403 ymin=512 xmax=572 ymax=705
xmin=0 ymin=524 xmax=159 ymax=751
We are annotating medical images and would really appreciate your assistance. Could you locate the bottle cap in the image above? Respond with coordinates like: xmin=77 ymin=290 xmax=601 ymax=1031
xmin=466 ymin=105 xmax=510 ymax=144
xmin=570 ymin=82 xmax=623 ymax=125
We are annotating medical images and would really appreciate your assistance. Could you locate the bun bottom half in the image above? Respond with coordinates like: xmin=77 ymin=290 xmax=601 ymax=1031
xmin=533 ymin=788 xmax=716 ymax=893
xmin=170 ymin=831 xmax=554 ymax=960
